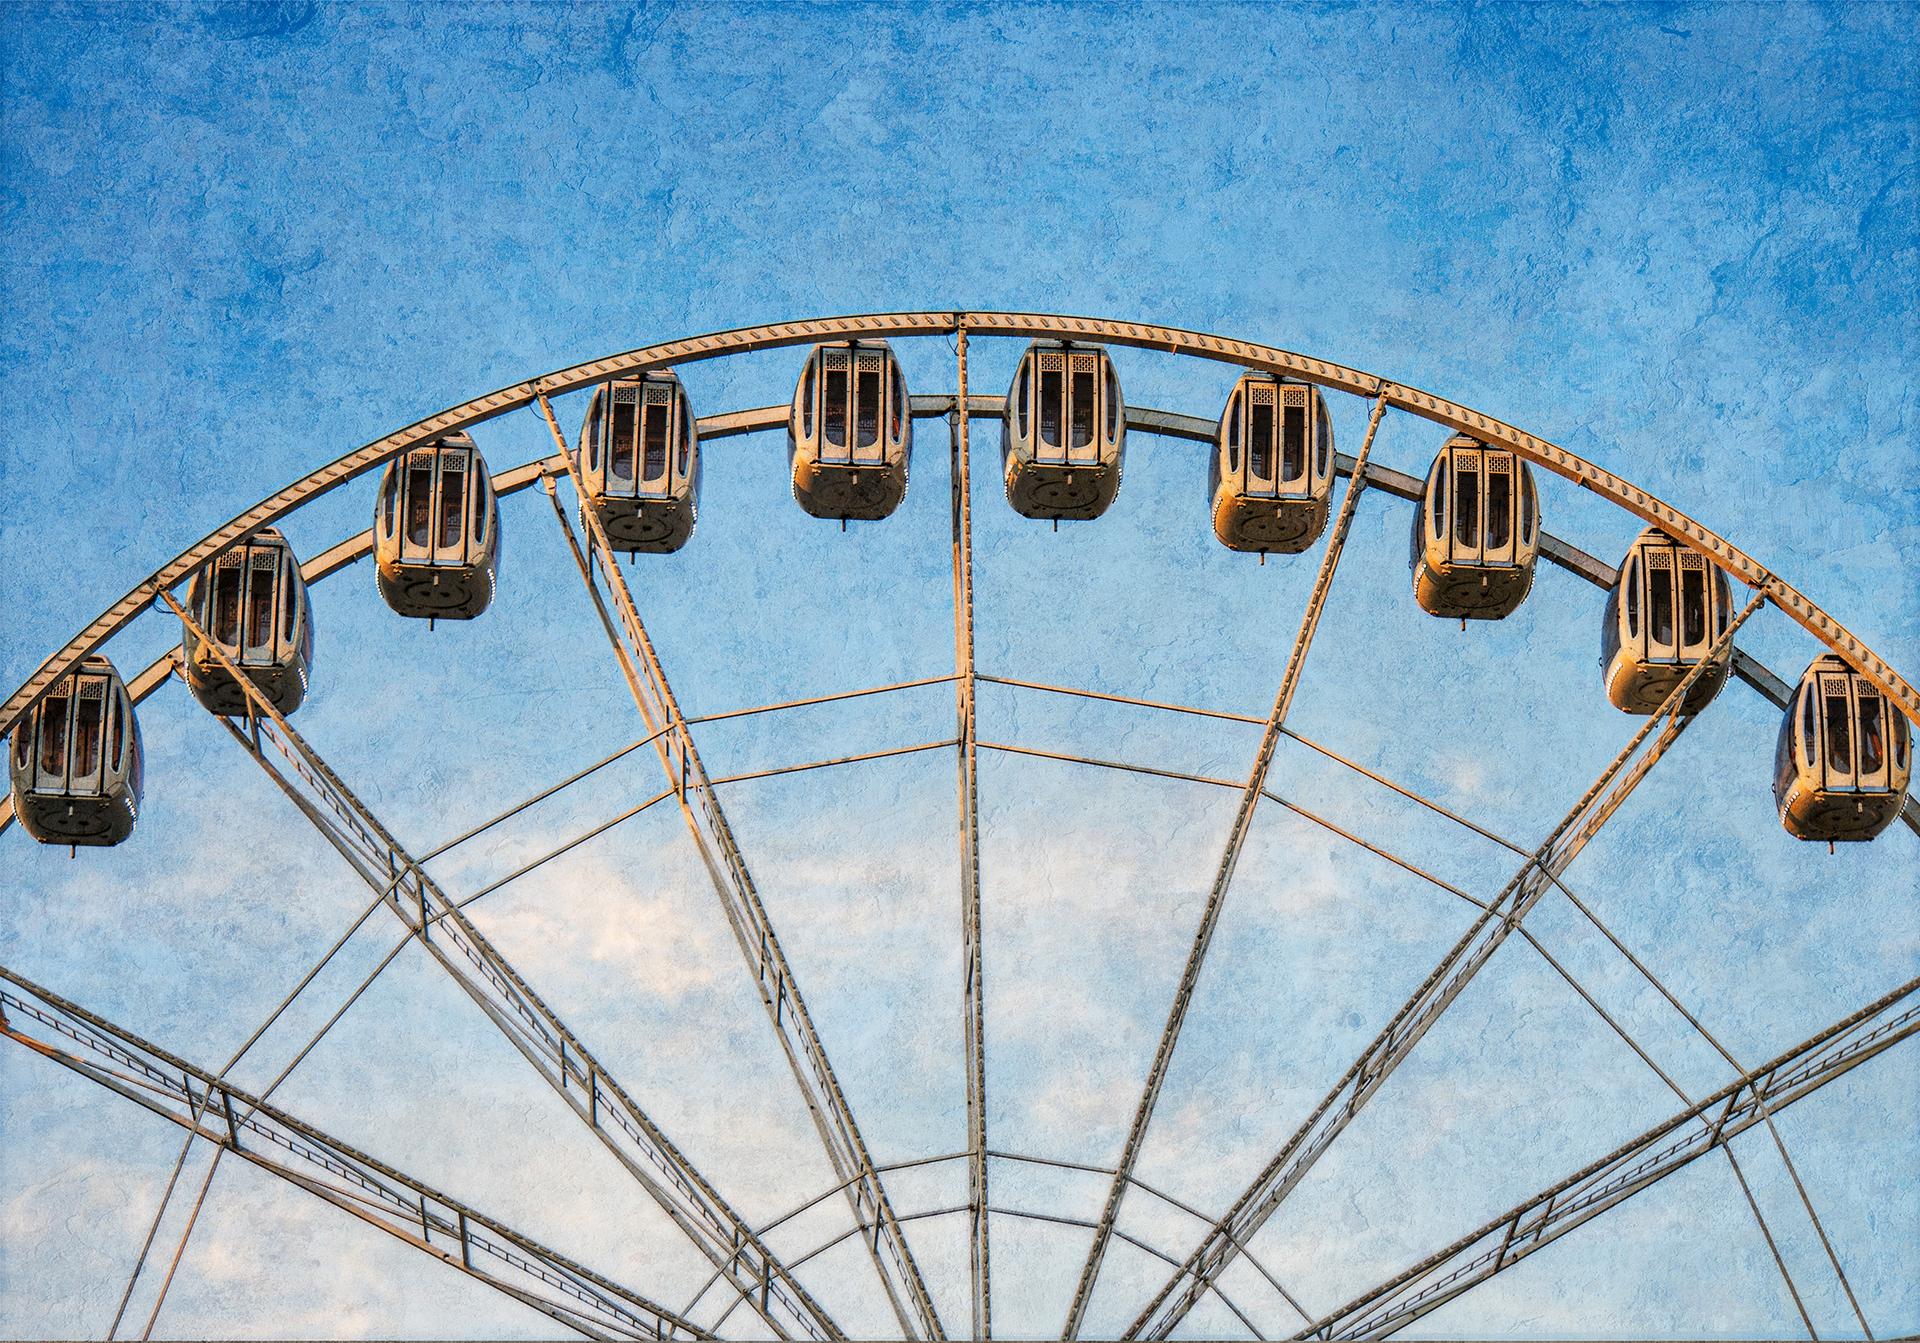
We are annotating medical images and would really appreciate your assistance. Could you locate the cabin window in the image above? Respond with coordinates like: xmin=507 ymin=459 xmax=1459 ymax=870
xmin=1070 ymin=366 xmax=1095 ymax=450
xmin=1799 ymin=685 xmax=1816 ymax=767
xmin=643 ymin=404 xmax=669 ymax=481
xmin=1520 ymin=471 xmax=1536 ymax=542
xmin=1316 ymin=410 xmax=1331 ymax=477
xmin=1454 ymin=462 xmax=1479 ymax=546
xmin=801 ymin=362 xmax=816 ymax=438
xmin=1649 ymin=563 xmax=1674 ymax=646
xmin=12 ymin=715 xmax=29 ymax=770
xmin=381 ymin=474 xmax=397 ymax=536
xmin=440 ymin=466 xmax=466 ymax=547
xmin=856 ymin=364 xmax=882 ymax=451
xmin=1680 ymin=566 xmax=1706 ymax=646
xmin=1014 ymin=363 xmax=1029 ymax=439
xmin=1825 ymin=691 xmax=1852 ymax=772
xmin=473 ymin=470 xmax=488 ymax=537
xmin=1225 ymin=397 xmax=1240 ymax=474
xmin=678 ymin=415 xmax=693 ymax=477
xmin=213 ymin=566 xmax=243 ymax=645
xmin=281 ymin=564 xmax=299 ymax=645
xmin=1894 ymin=712 xmax=1911 ymax=771
xmin=586 ymin=401 xmax=602 ymax=473
xmin=1038 ymin=366 xmax=1061 ymax=448
xmin=73 ymin=693 xmax=101 ymax=777
xmin=1430 ymin=460 xmax=1447 ymax=541
xmin=247 ymin=566 xmax=275 ymax=651
xmin=1714 ymin=574 xmax=1730 ymax=633
xmin=891 ymin=363 xmax=906 ymax=438
xmin=610 ymin=397 xmax=638 ymax=481
xmin=1106 ymin=363 xmax=1120 ymax=439
xmin=407 ymin=464 xmax=434 ymax=543
xmin=1249 ymin=401 xmax=1273 ymax=480
xmin=823 ymin=367 xmax=848 ymax=448
xmin=1858 ymin=696 xmax=1885 ymax=774
xmin=108 ymin=693 xmax=124 ymax=772
xmin=1624 ymin=559 xmax=1640 ymax=638
xmin=1487 ymin=470 xmax=1511 ymax=549
xmin=1282 ymin=403 xmax=1305 ymax=481
xmin=40 ymin=694 xmax=68 ymax=774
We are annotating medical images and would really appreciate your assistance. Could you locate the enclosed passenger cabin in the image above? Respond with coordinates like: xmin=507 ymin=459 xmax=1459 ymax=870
xmin=788 ymin=341 xmax=912 ymax=521
xmin=9 ymin=657 xmax=143 ymax=847
xmin=1001 ymin=341 xmax=1126 ymax=520
xmin=182 ymin=527 xmax=314 ymax=716
xmin=579 ymin=371 xmax=700 ymax=554
xmin=1600 ymin=528 xmax=1732 ymax=714
xmin=1210 ymin=374 xmax=1334 ymax=553
xmin=1410 ymin=434 xmax=1542 ymax=619
xmin=374 ymin=432 xmax=500 ymax=620
xmin=1774 ymin=655 xmax=1912 ymax=842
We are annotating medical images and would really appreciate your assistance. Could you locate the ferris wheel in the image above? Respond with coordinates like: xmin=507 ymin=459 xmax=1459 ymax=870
xmin=2 ymin=311 xmax=1914 ymax=1341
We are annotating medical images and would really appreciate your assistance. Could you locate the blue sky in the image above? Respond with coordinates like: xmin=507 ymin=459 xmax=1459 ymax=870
xmin=2 ymin=3 xmax=1916 ymax=1339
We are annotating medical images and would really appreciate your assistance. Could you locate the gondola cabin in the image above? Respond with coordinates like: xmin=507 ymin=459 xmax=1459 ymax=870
xmin=374 ymin=433 xmax=500 ymax=619
xmin=1001 ymin=341 xmax=1126 ymax=520
xmin=579 ymin=371 xmax=700 ymax=553
xmin=1211 ymin=374 xmax=1334 ymax=553
xmin=787 ymin=341 xmax=912 ymax=520
xmin=1410 ymin=435 xmax=1541 ymax=619
xmin=1774 ymin=655 xmax=1912 ymax=842
xmin=1601 ymin=528 xmax=1732 ymax=714
xmin=181 ymin=527 xmax=314 ymax=716
xmin=8 ymin=657 xmax=143 ymax=847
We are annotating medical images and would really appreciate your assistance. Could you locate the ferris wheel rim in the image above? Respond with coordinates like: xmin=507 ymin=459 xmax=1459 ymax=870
xmin=2 ymin=308 xmax=1915 ymax=747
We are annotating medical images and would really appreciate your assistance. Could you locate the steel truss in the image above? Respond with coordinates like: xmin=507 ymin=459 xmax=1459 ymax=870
xmin=1300 ymin=976 xmax=1920 ymax=1339
xmin=535 ymin=396 xmax=946 ymax=1343
xmin=0 ymin=967 xmax=707 ymax=1342
xmin=161 ymin=592 xmax=844 ymax=1343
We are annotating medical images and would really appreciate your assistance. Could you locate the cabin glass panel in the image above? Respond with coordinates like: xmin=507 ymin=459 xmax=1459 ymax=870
xmin=1486 ymin=460 xmax=1511 ymax=552
xmin=1453 ymin=460 xmax=1478 ymax=546
xmin=1858 ymin=694 xmax=1885 ymax=777
xmin=38 ymin=694 xmax=68 ymax=774
xmin=1648 ymin=555 xmax=1674 ymax=650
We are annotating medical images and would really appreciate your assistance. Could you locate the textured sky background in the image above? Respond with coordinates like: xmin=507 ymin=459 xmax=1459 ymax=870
xmin=2 ymin=2 xmax=1916 ymax=1339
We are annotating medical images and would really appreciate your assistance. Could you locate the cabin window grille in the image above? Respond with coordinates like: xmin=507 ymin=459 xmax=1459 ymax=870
xmin=644 ymin=390 xmax=670 ymax=481
xmin=856 ymin=354 xmax=882 ymax=453
xmin=212 ymin=560 xmax=243 ymax=646
xmin=1487 ymin=462 xmax=1511 ymax=550
xmin=1281 ymin=389 xmax=1305 ymax=482
xmin=73 ymin=687 xmax=102 ymax=778
xmin=1824 ymin=687 xmax=1852 ymax=772
xmin=1858 ymin=694 xmax=1885 ymax=775
xmin=440 ymin=465 xmax=466 ymax=548
xmin=39 ymin=694 xmax=68 ymax=774
xmin=1250 ymin=394 xmax=1273 ymax=481
xmin=1648 ymin=554 xmax=1674 ymax=647
xmin=407 ymin=463 xmax=434 ymax=542
xmin=1454 ymin=459 xmax=1478 ymax=546
xmin=1680 ymin=557 xmax=1706 ymax=646
xmin=1069 ymin=357 xmax=1096 ymax=454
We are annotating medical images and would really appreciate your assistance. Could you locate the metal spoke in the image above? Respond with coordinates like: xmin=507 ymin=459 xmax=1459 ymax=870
xmin=1295 ymin=976 xmax=1920 ymax=1340
xmin=160 ymin=588 xmax=843 ymax=1343
xmin=1063 ymin=390 xmax=1393 ymax=1340
xmin=537 ymin=395 xmax=946 ymax=1342
xmin=1125 ymin=589 xmax=1767 ymax=1339
xmin=950 ymin=324 xmax=991 ymax=1340
xmin=0 ymin=966 xmax=711 ymax=1342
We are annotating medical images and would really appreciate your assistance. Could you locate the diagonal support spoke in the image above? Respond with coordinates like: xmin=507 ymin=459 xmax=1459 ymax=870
xmin=1062 ymin=389 xmax=1392 ymax=1339
xmin=158 ymin=588 xmax=843 ymax=1343
xmin=1126 ymin=588 xmax=1768 ymax=1340
xmin=1295 ymin=975 xmax=1920 ymax=1340
xmin=950 ymin=325 xmax=991 ymax=1339
xmin=0 ymin=965 xmax=712 ymax=1343
xmin=536 ymin=394 xmax=946 ymax=1342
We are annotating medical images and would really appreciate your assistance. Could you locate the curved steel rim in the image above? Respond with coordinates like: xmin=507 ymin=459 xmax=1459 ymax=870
xmin=4 ymin=310 xmax=1914 ymax=743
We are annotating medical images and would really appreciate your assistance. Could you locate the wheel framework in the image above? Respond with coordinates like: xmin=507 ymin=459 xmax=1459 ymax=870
xmin=2 ymin=311 xmax=1915 ymax=1342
